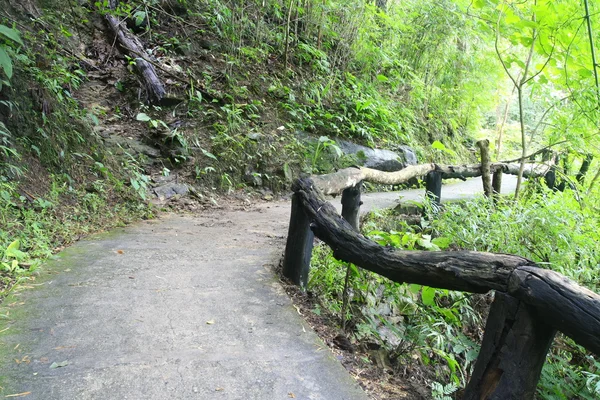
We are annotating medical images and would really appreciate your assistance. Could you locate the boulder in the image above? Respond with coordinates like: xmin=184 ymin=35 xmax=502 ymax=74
xmin=338 ymin=140 xmax=418 ymax=171
xmin=152 ymin=183 xmax=189 ymax=200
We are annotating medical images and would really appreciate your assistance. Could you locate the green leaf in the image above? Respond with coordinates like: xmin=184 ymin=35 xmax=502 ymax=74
xmin=421 ymin=286 xmax=436 ymax=306
xmin=431 ymin=140 xmax=446 ymax=151
xmin=376 ymin=74 xmax=389 ymax=82
xmin=578 ymin=68 xmax=593 ymax=78
xmin=408 ymin=284 xmax=422 ymax=294
xmin=5 ymin=240 xmax=26 ymax=260
xmin=473 ymin=0 xmax=486 ymax=8
xmin=432 ymin=236 xmax=453 ymax=249
xmin=201 ymin=148 xmax=218 ymax=161
xmin=136 ymin=113 xmax=151 ymax=122
xmin=0 ymin=47 xmax=13 ymax=79
xmin=0 ymin=25 xmax=23 ymax=46
xmin=133 ymin=11 xmax=146 ymax=27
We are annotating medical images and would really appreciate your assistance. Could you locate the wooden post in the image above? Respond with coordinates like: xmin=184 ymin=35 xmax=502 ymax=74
xmin=282 ymin=193 xmax=315 ymax=287
xmin=341 ymin=183 xmax=362 ymax=231
xmin=425 ymin=171 xmax=442 ymax=209
xmin=492 ymin=169 xmax=503 ymax=196
xmin=544 ymin=166 xmax=556 ymax=190
xmin=463 ymin=293 xmax=556 ymax=400
xmin=576 ymin=154 xmax=594 ymax=184
xmin=477 ymin=139 xmax=493 ymax=197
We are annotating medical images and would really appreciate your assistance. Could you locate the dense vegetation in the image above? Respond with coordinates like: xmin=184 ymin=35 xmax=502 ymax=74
xmin=0 ymin=0 xmax=599 ymax=398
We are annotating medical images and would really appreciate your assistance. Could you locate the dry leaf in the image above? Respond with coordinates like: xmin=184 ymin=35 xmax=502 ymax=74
xmin=288 ymin=392 xmax=296 ymax=398
xmin=206 ymin=320 xmax=215 ymax=325
xmin=5 ymin=392 xmax=32 ymax=398
xmin=116 ymin=250 xmax=124 ymax=254
xmin=215 ymin=387 xmax=224 ymax=391
xmin=49 ymin=360 xmax=69 ymax=369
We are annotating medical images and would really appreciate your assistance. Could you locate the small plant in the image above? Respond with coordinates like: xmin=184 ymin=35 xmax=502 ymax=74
xmin=431 ymin=381 xmax=458 ymax=400
xmin=311 ymin=136 xmax=342 ymax=173
xmin=0 ymin=24 xmax=23 ymax=90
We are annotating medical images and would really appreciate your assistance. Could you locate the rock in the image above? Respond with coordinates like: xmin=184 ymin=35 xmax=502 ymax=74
xmin=243 ymin=172 xmax=263 ymax=187
xmin=103 ymin=135 xmax=161 ymax=159
xmin=395 ymin=145 xmax=418 ymax=165
xmin=338 ymin=140 xmax=417 ymax=171
xmin=152 ymin=183 xmax=189 ymax=200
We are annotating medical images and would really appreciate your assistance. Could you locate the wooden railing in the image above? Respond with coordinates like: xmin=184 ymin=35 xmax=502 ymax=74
xmin=282 ymin=149 xmax=599 ymax=399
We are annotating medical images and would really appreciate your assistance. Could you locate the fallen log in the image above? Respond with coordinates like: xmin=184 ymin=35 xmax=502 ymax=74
xmin=292 ymin=177 xmax=600 ymax=356
xmin=105 ymin=0 xmax=166 ymax=104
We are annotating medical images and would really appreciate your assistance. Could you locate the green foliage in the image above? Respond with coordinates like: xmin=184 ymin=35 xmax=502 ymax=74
xmin=429 ymin=189 xmax=600 ymax=397
xmin=432 ymin=189 xmax=600 ymax=288
xmin=0 ymin=24 xmax=23 ymax=89
xmin=431 ymin=381 xmax=458 ymax=400
xmin=309 ymin=211 xmax=481 ymax=388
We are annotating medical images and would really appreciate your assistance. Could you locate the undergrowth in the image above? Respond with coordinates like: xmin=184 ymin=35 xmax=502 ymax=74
xmin=308 ymin=187 xmax=600 ymax=398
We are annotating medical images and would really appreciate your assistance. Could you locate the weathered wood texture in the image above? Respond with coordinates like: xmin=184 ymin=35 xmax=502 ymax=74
xmin=508 ymin=266 xmax=600 ymax=357
xmin=310 ymin=162 xmax=553 ymax=195
xmin=341 ymin=184 xmax=361 ymax=230
xmin=312 ymin=164 xmax=435 ymax=195
xmin=105 ymin=2 xmax=166 ymax=104
xmin=282 ymin=194 xmax=314 ymax=287
xmin=492 ymin=169 xmax=503 ymax=195
xmin=463 ymin=293 xmax=556 ymax=400
xmin=477 ymin=139 xmax=493 ymax=197
xmin=293 ymin=178 xmax=531 ymax=293
xmin=291 ymin=177 xmax=600 ymax=356
xmin=425 ymin=171 xmax=442 ymax=208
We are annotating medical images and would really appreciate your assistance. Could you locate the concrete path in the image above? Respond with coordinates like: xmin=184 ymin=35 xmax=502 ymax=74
xmin=0 ymin=177 xmax=516 ymax=399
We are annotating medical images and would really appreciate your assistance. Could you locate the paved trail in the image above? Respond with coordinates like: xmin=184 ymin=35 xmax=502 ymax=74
xmin=0 ymin=177 xmax=516 ymax=399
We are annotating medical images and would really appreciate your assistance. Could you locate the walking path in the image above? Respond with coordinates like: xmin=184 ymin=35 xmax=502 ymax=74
xmin=0 ymin=177 xmax=517 ymax=399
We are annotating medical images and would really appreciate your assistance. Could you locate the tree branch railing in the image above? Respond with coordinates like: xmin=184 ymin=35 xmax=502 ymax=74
xmin=282 ymin=146 xmax=598 ymax=399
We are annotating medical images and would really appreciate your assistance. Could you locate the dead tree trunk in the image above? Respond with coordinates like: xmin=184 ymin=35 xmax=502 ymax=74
xmin=463 ymin=293 xmax=556 ymax=400
xmin=425 ymin=171 xmax=442 ymax=209
xmin=105 ymin=1 xmax=166 ymax=104
xmin=341 ymin=183 xmax=361 ymax=231
xmin=492 ymin=169 xmax=503 ymax=196
xmin=282 ymin=193 xmax=314 ymax=287
xmin=477 ymin=139 xmax=493 ymax=197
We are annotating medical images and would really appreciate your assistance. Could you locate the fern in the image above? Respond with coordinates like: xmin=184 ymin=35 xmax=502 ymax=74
xmin=431 ymin=381 xmax=458 ymax=400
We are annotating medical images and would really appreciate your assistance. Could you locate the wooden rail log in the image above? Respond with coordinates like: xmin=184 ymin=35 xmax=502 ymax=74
xmin=294 ymin=178 xmax=532 ymax=293
xmin=312 ymin=164 xmax=435 ymax=195
xmin=508 ymin=266 xmax=600 ymax=357
xmin=292 ymin=177 xmax=600 ymax=356
xmin=311 ymin=162 xmax=553 ymax=195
